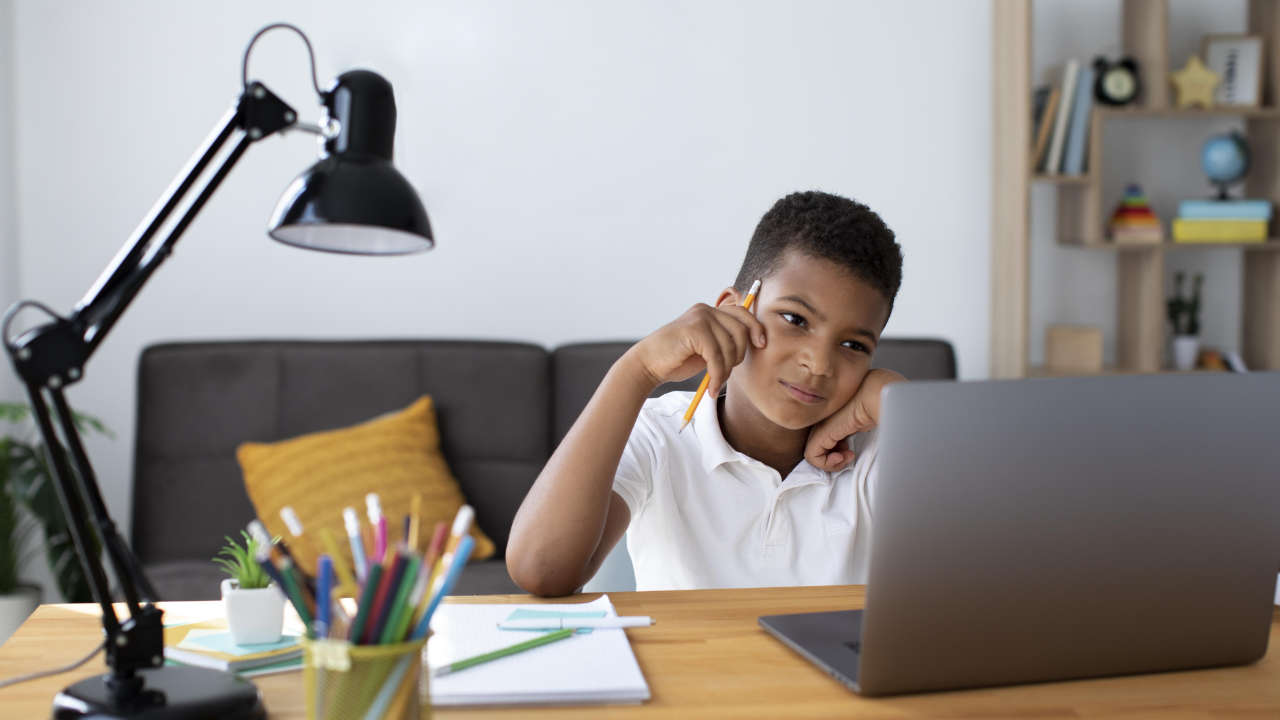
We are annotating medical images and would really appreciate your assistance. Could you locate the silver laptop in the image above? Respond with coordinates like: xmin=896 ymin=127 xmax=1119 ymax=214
xmin=760 ymin=372 xmax=1280 ymax=696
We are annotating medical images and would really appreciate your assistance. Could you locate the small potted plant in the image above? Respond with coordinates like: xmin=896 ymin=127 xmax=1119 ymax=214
xmin=1166 ymin=271 xmax=1203 ymax=371
xmin=214 ymin=531 xmax=284 ymax=644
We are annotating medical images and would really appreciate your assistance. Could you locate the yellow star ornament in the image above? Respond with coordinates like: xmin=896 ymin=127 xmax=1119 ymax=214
xmin=1170 ymin=55 xmax=1220 ymax=108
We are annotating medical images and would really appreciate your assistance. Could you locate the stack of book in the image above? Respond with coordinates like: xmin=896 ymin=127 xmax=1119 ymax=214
xmin=163 ymin=619 xmax=302 ymax=677
xmin=1031 ymin=58 xmax=1095 ymax=176
xmin=1172 ymin=200 xmax=1272 ymax=243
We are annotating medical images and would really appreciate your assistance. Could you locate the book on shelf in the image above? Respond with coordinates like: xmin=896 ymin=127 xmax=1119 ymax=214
xmin=163 ymin=619 xmax=302 ymax=675
xmin=1043 ymin=59 xmax=1079 ymax=174
xmin=1031 ymin=85 xmax=1051 ymax=131
xmin=1031 ymin=86 xmax=1061 ymax=171
xmin=1177 ymin=199 xmax=1273 ymax=220
xmin=1171 ymin=218 xmax=1268 ymax=242
xmin=1061 ymin=63 xmax=1095 ymax=175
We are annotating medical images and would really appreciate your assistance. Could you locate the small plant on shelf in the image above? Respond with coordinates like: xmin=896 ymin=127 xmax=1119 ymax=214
xmin=1167 ymin=272 xmax=1204 ymax=371
xmin=1166 ymin=271 xmax=1203 ymax=336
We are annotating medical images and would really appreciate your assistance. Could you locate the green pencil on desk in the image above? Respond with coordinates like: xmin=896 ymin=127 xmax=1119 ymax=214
xmin=432 ymin=628 xmax=576 ymax=678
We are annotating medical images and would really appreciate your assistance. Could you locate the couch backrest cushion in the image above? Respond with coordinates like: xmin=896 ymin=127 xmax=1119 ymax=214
xmin=869 ymin=338 xmax=958 ymax=381
xmin=134 ymin=337 xmax=955 ymax=570
xmin=133 ymin=341 xmax=550 ymax=565
xmin=551 ymin=342 xmax=702 ymax=446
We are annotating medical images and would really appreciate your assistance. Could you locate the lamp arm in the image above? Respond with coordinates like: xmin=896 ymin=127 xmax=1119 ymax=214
xmin=76 ymin=82 xmax=300 ymax=352
xmin=73 ymin=107 xmax=241 ymax=352
xmin=2 ymin=81 xmax=297 ymax=694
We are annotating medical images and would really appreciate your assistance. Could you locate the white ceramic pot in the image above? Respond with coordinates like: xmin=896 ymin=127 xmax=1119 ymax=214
xmin=221 ymin=578 xmax=285 ymax=645
xmin=1172 ymin=334 xmax=1200 ymax=371
xmin=0 ymin=584 xmax=42 ymax=645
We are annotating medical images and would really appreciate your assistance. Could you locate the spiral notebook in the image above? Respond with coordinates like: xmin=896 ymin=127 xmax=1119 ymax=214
xmin=425 ymin=594 xmax=650 ymax=706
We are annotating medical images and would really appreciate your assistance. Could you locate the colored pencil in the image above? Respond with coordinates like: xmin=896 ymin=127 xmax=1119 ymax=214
xmin=407 ymin=493 xmax=422 ymax=551
xmin=433 ymin=628 xmax=575 ymax=677
xmin=318 ymin=528 xmax=359 ymax=597
xmin=253 ymin=547 xmax=289 ymax=592
xmin=347 ymin=562 xmax=383 ymax=642
xmin=407 ymin=522 xmax=449 ymax=632
xmin=277 ymin=556 xmax=314 ymax=634
xmin=426 ymin=506 xmax=472 ymax=594
xmin=413 ymin=535 xmax=475 ymax=638
xmin=343 ymin=507 xmax=369 ymax=584
xmin=366 ymin=493 xmax=387 ymax=561
xmin=377 ymin=555 xmax=421 ymax=645
xmin=387 ymin=556 xmax=433 ymax=644
xmin=363 ymin=552 xmax=406 ymax=644
xmin=315 ymin=555 xmax=333 ymax=638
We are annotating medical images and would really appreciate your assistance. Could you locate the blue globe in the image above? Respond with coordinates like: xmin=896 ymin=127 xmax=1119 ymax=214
xmin=1202 ymin=132 xmax=1250 ymax=186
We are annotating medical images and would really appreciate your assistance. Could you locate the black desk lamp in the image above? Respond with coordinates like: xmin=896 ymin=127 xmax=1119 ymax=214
xmin=1 ymin=23 xmax=432 ymax=719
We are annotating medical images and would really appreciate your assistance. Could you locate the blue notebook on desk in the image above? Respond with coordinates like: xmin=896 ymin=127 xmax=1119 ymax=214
xmin=426 ymin=594 xmax=650 ymax=706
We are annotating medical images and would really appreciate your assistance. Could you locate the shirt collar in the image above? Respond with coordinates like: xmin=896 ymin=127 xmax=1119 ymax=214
xmin=689 ymin=392 xmax=740 ymax=473
xmin=688 ymin=391 xmax=834 ymax=483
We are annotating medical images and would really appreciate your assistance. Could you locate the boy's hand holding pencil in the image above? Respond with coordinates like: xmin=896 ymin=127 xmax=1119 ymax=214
xmin=621 ymin=280 xmax=763 ymax=421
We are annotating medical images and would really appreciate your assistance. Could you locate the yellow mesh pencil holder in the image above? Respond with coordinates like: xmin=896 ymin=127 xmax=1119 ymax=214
xmin=303 ymin=636 xmax=430 ymax=720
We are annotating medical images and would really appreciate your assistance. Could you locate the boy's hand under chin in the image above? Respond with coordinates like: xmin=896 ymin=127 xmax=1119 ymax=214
xmin=804 ymin=368 xmax=907 ymax=472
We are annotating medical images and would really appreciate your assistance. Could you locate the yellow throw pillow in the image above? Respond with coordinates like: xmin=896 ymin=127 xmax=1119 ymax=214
xmin=237 ymin=395 xmax=495 ymax=578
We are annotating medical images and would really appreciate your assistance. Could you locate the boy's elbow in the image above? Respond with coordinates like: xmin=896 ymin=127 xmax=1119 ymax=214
xmin=513 ymin=573 xmax=578 ymax=598
xmin=506 ymin=543 xmax=583 ymax=598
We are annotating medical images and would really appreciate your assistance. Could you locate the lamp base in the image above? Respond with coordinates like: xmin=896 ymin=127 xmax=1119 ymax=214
xmin=53 ymin=665 xmax=265 ymax=719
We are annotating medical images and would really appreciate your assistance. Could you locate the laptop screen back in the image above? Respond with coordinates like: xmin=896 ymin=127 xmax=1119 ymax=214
xmin=857 ymin=373 xmax=1280 ymax=696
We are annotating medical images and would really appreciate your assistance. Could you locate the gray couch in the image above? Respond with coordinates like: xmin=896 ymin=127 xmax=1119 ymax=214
xmin=131 ymin=338 xmax=956 ymax=600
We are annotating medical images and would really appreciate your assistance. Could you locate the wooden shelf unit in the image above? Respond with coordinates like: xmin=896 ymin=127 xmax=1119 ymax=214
xmin=992 ymin=0 xmax=1280 ymax=377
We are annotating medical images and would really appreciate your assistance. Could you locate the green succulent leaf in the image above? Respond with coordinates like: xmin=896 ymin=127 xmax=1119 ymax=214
xmin=213 ymin=531 xmax=270 ymax=590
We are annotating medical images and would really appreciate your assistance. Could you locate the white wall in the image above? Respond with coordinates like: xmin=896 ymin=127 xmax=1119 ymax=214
xmin=1031 ymin=0 xmax=1249 ymax=367
xmin=10 ymin=0 xmax=992 ymax=541
xmin=0 ymin=0 xmax=17 ymax=403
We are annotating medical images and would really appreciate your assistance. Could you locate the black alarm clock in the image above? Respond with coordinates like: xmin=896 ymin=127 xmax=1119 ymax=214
xmin=1093 ymin=56 xmax=1140 ymax=106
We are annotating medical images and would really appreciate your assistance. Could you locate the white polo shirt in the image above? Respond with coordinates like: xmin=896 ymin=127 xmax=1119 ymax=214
xmin=612 ymin=390 xmax=878 ymax=591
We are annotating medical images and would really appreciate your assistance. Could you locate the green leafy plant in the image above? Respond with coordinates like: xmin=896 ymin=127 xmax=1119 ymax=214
xmin=213 ymin=531 xmax=272 ymax=590
xmin=1 ymin=402 xmax=110 ymax=601
xmin=0 ymin=437 xmax=41 ymax=594
xmin=1166 ymin=271 xmax=1204 ymax=336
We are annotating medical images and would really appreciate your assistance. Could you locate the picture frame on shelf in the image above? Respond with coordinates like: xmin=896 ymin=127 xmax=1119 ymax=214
xmin=1202 ymin=34 xmax=1264 ymax=107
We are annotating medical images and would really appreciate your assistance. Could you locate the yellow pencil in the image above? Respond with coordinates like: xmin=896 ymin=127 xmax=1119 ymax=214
xmin=679 ymin=279 xmax=761 ymax=432
xmin=408 ymin=493 xmax=422 ymax=552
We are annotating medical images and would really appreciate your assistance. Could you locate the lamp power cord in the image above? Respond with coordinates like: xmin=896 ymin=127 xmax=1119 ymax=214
xmin=0 ymin=639 xmax=105 ymax=690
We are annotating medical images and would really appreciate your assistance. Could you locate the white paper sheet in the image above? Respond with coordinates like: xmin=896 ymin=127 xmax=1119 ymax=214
xmin=426 ymin=594 xmax=650 ymax=706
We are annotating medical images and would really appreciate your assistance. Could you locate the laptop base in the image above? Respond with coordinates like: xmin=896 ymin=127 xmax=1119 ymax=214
xmin=758 ymin=609 xmax=864 ymax=693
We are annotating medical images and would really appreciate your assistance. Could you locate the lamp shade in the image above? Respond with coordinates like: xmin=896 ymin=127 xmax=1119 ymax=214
xmin=268 ymin=70 xmax=433 ymax=255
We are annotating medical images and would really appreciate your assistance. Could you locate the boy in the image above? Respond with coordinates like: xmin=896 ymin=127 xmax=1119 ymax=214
xmin=507 ymin=191 xmax=905 ymax=596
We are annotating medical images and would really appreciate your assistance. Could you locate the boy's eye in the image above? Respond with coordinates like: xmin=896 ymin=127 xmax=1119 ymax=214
xmin=842 ymin=340 xmax=870 ymax=353
xmin=780 ymin=312 xmax=806 ymax=328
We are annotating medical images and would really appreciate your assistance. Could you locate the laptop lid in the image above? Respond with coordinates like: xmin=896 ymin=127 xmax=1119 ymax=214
xmin=852 ymin=372 xmax=1280 ymax=696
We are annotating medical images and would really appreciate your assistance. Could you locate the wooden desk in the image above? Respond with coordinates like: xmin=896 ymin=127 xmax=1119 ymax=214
xmin=2 ymin=586 xmax=1278 ymax=718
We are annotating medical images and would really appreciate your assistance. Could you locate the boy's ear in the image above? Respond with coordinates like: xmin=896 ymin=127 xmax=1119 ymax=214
xmin=714 ymin=287 xmax=740 ymax=308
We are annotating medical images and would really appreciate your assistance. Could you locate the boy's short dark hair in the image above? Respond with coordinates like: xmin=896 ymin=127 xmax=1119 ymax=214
xmin=733 ymin=191 xmax=903 ymax=316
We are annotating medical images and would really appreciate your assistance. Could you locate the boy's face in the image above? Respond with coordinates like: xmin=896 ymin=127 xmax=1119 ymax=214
xmin=719 ymin=249 xmax=891 ymax=431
